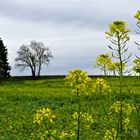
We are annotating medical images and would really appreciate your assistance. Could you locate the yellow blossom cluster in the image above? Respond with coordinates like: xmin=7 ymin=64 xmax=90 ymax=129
xmin=105 ymin=21 xmax=130 ymax=40
xmin=95 ymin=54 xmax=111 ymax=68
xmin=109 ymin=101 xmax=135 ymax=115
xmin=65 ymin=68 xmax=91 ymax=94
xmin=107 ymin=101 xmax=136 ymax=137
xmin=134 ymin=10 xmax=140 ymax=24
xmin=123 ymin=117 xmax=130 ymax=132
xmin=103 ymin=117 xmax=131 ymax=140
xmin=72 ymin=112 xmax=94 ymax=129
xmin=104 ymin=128 xmax=117 ymax=140
xmin=59 ymin=130 xmax=76 ymax=139
xmin=40 ymin=129 xmax=76 ymax=140
xmin=93 ymin=78 xmax=111 ymax=93
xmin=133 ymin=58 xmax=140 ymax=74
xmin=33 ymin=108 xmax=55 ymax=124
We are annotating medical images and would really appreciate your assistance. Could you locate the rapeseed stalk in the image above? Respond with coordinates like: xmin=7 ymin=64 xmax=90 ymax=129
xmin=65 ymin=68 xmax=91 ymax=140
xmin=105 ymin=20 xmax=130 ymax=139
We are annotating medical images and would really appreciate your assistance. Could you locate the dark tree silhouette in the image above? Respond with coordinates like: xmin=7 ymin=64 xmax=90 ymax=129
xmin=0 ymin=38 xmax=11 ymax=79
xmin=15 ymin=40 xmax=53 ymax=78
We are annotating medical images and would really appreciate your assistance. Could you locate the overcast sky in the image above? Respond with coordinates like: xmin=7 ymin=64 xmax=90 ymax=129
xmin=0 ymin=0 xmax=140 ymax=75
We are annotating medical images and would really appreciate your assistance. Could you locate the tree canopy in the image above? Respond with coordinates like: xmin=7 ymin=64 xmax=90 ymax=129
xmin=15 ymin=40 xmax=53 ymax=78
xmin=0 ymin=38 xmax=11 ymax=79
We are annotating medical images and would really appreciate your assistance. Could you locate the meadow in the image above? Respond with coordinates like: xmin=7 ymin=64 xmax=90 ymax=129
xmin=0 ymin=76 xmax=140 ymax=140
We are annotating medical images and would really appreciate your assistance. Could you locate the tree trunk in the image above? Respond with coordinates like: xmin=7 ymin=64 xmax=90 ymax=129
xmin=31 ymin=69 xmax=36 ymax=79
xmin=38 ymin=63 xmax=41 ymax=77
xmin=31 ymin=66 xmax=36 ymax=79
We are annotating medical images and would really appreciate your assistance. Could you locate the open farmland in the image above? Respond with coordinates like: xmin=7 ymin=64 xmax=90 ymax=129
xmin=0 ymin=77 xmax=140 ymax=139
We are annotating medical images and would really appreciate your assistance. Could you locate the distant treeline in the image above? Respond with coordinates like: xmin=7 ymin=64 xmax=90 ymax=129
xmin=10 ymin=75 xmax=139 ymax=80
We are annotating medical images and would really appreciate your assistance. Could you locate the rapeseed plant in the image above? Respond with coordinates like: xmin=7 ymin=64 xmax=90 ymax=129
xmin=65 ymin=68 xmax=91 ymax=95
xmin=106 ymin=20 xmax=130 ymax=140
xmin=93 ymin=78 xmax=111 ymax=94
xmin=33 ymin=108 xmax=55 ymax=124
xmin=104 ymin=128 xmax=117 ymax=140
xmin=65 ymin=68 xmax=92 ymax=140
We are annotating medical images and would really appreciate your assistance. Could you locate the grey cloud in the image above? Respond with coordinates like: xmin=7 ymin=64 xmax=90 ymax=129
xmin=0 ymin=0 xmax=139 ymax=75
xmin=0 ymin=0 xmax=139 ymax=30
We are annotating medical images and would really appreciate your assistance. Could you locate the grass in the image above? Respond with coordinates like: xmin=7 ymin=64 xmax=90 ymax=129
xmin=0 ymin=77 xmax=140 ymax=139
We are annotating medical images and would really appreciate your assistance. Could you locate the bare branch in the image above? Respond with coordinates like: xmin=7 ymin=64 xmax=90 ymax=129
xmin=15 ymin=41 xmax=53 ymax=78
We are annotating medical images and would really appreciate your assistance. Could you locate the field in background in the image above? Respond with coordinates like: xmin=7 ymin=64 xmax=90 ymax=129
xmin=0 ymin=77 xmax=140 ymax=139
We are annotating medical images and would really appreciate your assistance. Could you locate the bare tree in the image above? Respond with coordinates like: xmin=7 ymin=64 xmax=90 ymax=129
xmin=15 ymin=40 xmax=53 ymax=78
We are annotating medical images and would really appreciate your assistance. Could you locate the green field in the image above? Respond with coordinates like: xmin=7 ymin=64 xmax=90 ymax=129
xmin=0 ymin=77 xmax=140 ymax=140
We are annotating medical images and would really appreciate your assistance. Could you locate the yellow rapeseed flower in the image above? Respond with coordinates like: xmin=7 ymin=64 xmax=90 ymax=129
xmin=93 ymin=78 xmax=111 ymax=93
xmin=104 ymin=128 xmax=117 ymax=140
xmin=33 ymin=108 xmax=55 ymax=124
xmin=65 ymin=68 xmax=91 ymax=95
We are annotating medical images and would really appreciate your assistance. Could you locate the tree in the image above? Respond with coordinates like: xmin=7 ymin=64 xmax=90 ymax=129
xmin=0 ymin=38 xmax=11 ymax=79
xmin=15 ymin=40 xmax=53 ymax=78
xmin=95 ymin=53 xmax=111 ymax=76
